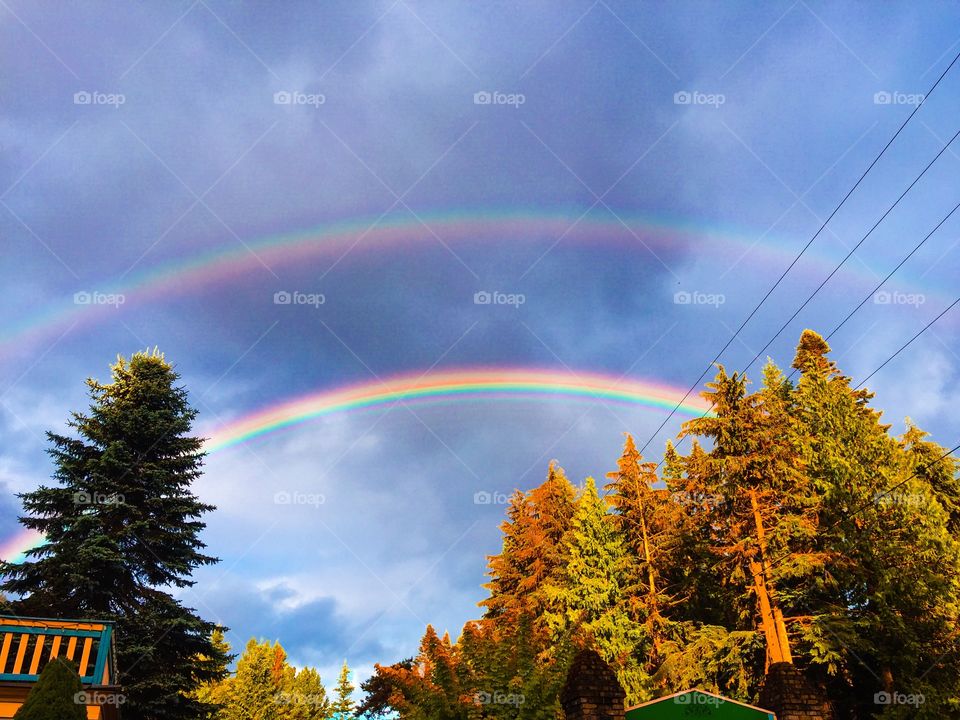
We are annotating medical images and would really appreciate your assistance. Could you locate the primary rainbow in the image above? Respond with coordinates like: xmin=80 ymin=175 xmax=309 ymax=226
xmin=3 ymin=208 xmax=944 ymax=358
xmin=0 ymin=529 xmax=45 ymax=565
xmin=202 ymin=367 xmax=713 ymax=453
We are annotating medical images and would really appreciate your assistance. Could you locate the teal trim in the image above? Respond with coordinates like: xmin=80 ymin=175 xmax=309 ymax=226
xmin=91 ymin=624 xmax=111 ymax=682
xmin=0 ymin=619 xmax=114 ymax=685
xmin=0 ymin=626 xmax=102 ymax=638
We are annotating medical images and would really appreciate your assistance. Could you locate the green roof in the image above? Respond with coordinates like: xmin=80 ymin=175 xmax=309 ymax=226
xmin=626 ymin=689 xmax=775 ymax=720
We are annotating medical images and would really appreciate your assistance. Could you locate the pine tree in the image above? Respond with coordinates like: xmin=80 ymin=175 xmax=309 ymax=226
xmin=283 ymin=666 xmax=329 ymax=720
xmin=332 ymin=661 xmax=355 ymax=720
xmin=0 ymin=350 xmax=227 ymax=719
xmin=482 ymin=463 xmax=576 ymax=626
xmin=13 ymin=658 xmax=86 ymax=720
xmin=604 ymin=435 xmax=678 ymax=671
xmin=790 ymin=330 xmax=960 ymax=715
xmin=544 ymin=477 xmax=648 ymax=703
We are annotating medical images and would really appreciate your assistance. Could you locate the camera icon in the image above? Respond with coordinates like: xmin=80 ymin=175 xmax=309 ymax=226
xmin=74 ymin=691 xmax=90 ymax=704
xmin=673 ymin=91 xmax=692 ymax=105
xmin=274 ymin=290 xmax=292 ymax=305
xmin=474 ymin=491 xmax=492 ymax=505
xmin=674 ymin=694 xmax=692 ymax=705
xmin=74 ymin=291 xmax=92 ymax=305
xmin=273 ymin=491 xmax=291 ymax=504
xmin=474 ymin=290 xmax=492 ymax=305
xmin=673 ymin=290 xmax=691 ymax=304
xmin=73 ymin=492 xmax=92 ymax=504
xmin=73 ymin=91 xmax=92 ymax=105
xmin=474 ymin=91 xmax=492 ymax=105
xmin=874 ymin=692 xmax=892 ymax=705
xmin=874 ymin=290 xmax=891 ymax=304
xmin=274 ymin=91 xmax=292 ymax=105
xmin=873 ymin=91 xmax=892 ymax=105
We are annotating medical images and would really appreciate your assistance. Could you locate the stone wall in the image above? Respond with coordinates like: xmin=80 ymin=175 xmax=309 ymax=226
xmin=560 ymin=650 xmax=625 ymax=720
xmin=759 ymin=662 xmax=834 ymax=720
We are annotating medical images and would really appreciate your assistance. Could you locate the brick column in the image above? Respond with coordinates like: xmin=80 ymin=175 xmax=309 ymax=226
xmin=560 ymin=650 xmax=625 ymax=720
xmin=759 ymin=662 xmax=834 ymax=720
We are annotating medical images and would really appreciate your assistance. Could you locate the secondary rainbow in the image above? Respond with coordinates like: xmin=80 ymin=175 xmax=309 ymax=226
xmin=202 ymin=368 xmax=714 ymax=453
xmin=3 ymin=209 xmax=945 ymax=358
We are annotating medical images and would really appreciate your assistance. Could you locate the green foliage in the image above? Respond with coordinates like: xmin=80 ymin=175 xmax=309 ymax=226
xmin=1 ymin=350 xmax=227 ymax=719
xmin=364 ymin=330 xmax=960 ymax=720
xmin=14 ymin=658 xmax=86 ymax=720
xmin=200 ymin=637 xmax=330 ymax=720
xmin=331 ymin=661 xmax=355 ymax=720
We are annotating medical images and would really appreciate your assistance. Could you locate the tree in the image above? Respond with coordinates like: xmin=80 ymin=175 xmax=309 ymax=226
xmin=13 ymin=658 xmax=86 ymax=720
xmin=543 ymin=477 xmax=648 ymax=703
xmin=482 ymin=463 xmax=576 ymax=627
xmin=604 ymin=435 xmax=679 ymax=671
xmin=332 ymin=661 xmax=355 ymax=720
xmin=0 ymin=350 xmax=227 ymax=719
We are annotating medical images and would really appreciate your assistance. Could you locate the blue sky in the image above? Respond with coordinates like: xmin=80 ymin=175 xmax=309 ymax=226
xmin=3 ymin=0 xmax=960 ymax=688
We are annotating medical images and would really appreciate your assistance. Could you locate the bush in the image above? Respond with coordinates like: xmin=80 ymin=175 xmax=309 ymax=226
xmin=14 ymin=658 xmax=87 ymax=720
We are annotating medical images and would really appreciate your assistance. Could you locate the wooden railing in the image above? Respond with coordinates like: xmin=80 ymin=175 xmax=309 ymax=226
xmin=0 ymin=617 xmax=115 ymax=685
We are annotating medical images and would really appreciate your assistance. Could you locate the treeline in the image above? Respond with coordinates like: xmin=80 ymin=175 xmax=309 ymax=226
xmin=359 ymin=331 xmax=960 ymax=720
xmin=192 ymin=632 xmax=356 ymax=720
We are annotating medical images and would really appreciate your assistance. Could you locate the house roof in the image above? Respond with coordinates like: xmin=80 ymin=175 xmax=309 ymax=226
xmin=627 ymin=688 xmax=775 ymax=719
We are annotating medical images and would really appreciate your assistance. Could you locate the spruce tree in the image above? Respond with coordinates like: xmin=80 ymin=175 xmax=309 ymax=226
xmin=544 ymin=477 xmax=648 ymax=703
xmin=604 ymin=434 xmax=678 ymax=672
xmin=332 ymin=661 xmax=355 ymax=720
xmin=13 ymin=658 xmax=86 ymax=720
xmin=0 ymin=350 xmax=227 ymax=719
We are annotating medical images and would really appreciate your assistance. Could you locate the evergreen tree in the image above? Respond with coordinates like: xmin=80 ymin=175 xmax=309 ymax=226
xmin=544 ymin=478 xmax=648 ymax=703
xmin=332 ymin=661 xmax=355 ymax=720
xmin=790 ymin=330 xmax=960 ymax=716
xmin=604 ymin=435 xmax=678 ymax=673
xmin=482 ymin=463 xmax=576 ymax=627
xmin=13 ymin=659 xmax=86 ymax=720
xmin=0 ymin=350 xmax=226 ymax=719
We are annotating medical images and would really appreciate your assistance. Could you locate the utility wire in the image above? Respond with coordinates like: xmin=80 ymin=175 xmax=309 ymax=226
xmin=740 ymin=127 xmax=960 ymax=376
xmin=638 ymin=49 xmax=960 ymax=456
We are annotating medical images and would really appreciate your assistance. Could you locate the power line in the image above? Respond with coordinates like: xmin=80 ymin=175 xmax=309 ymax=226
xmin=740 ymin=127 xmax=960 ymax=375
xmin=638 ymin=49 xmax=960 ymax=456
xmin=854 ymin=295 xmax=960 ymax=389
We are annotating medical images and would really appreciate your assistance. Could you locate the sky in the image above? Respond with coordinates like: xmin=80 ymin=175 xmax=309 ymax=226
xmin=2 ymin=0 xmax=960 ymax=690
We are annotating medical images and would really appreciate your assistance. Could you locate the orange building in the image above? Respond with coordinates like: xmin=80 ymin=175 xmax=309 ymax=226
xmin=0 ymin=616 xmax=122 ymax=719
